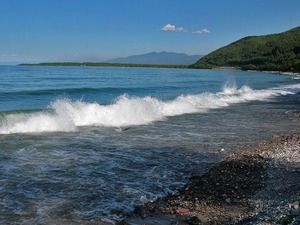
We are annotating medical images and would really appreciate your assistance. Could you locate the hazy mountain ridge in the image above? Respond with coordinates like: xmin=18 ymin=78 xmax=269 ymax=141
xmin=107 ymin=51 xmax=203 ymax=65
xmin=191 ymin=26 xmax=300 ymax=72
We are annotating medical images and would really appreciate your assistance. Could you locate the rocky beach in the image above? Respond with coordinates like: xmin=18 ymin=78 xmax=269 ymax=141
xmin=116 ymin=113 xmax=300 ymax=225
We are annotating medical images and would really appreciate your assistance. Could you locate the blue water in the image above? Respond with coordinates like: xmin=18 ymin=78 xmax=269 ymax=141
xmin=0 ymin=65 xmax=299 ymax=223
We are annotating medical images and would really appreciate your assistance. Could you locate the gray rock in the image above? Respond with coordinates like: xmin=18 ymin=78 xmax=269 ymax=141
xmin=123 ymin=214 xmax=188 ymax=225
xmin=289 ymin=201 xmax=299 ymax=209
xmin=188 ymin=216 xmax=203 ymax=225
xmin=225 ymin=198 xmax=231 ymax=203
xmin=290 ymin=209 xmax=300 ymax=216
xmin=193 ymin=213 xmax=210 ymax=224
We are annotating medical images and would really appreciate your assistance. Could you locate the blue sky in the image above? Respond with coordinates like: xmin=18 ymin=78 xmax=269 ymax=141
xmin=1 ymin=0 xmax=300 ymax=64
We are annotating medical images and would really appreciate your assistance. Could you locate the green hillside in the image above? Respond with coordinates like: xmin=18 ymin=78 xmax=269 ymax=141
xmin=192 ymin=26 xmax=300 ymax=72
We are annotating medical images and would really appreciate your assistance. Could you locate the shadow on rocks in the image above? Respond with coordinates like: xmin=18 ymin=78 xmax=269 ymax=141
xmin=119 ymin=154 xmax=268 ymax=225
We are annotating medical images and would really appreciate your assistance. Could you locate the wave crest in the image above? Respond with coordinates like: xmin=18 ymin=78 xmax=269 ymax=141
xmin=0 ymin=84 xmax=297 ymax=134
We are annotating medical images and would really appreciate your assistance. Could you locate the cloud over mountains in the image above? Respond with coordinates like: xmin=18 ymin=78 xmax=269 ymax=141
xmin=161 ymin=24 xmax=210 ymax=34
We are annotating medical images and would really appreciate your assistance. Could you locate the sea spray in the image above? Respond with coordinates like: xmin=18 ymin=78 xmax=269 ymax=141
xmin=0 ymin=110 xmax=76 ymax=134
xmin=50 ymin=95 xmax=165 ymax=127
xmin=0 ymin=84 xmax=297 ymax=134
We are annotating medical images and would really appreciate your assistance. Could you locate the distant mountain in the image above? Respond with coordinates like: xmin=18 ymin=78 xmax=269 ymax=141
xmin=191 ymin=26 xmax=300 ymax=72
xmin=107 ymin=51 xmax=203 ymax=65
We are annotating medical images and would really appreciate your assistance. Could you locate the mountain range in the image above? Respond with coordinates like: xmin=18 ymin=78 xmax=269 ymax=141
xmin=107 ymin=51 xmax=203 ymax=65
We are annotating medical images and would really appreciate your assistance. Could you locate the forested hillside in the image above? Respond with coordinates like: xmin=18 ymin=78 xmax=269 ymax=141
xmin=192 ymin=27 xmax=300 ymax=72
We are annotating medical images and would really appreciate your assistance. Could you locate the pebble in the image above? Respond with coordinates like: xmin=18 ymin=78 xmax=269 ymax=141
xmin=289 ymin=201 xmax=299 ymax=209
xmin=188 ymin=216 xmax=203 ymax=225
xmin=289 ymin=209 xmax=300 ymax=216
xmin=100 ymin=218 xmax=115 ymax=224
xmin=225 ymin=198 xmax=231 ymax=203
xmin=176 ymin=208 xmax=189 ymax=215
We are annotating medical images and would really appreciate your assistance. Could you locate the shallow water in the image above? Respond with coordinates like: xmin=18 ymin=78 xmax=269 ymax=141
xmin=0 ymin=66 xmax=299 ymax=223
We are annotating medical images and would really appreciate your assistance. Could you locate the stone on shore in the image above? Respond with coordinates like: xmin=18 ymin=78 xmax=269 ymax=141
xmin=120 ymin=133 xmax=300 ymax=224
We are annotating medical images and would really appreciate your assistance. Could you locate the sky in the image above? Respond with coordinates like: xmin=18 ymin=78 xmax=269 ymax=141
xmin=0 ymin=0 xmax=300 ymax=64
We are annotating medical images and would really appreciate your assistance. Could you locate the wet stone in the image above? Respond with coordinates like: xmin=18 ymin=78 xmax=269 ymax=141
xmin=290 ymin=209 xmax=300 ymax=216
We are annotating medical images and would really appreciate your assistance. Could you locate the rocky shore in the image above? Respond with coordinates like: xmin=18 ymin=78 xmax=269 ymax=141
xmin=117 ymin=132 xmax=300 ymax=225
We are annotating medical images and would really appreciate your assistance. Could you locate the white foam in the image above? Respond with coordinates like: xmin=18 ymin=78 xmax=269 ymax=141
xmin=0 ymin=84 xmax=298 ymax=134
xmin=0 ymin=111 xmax=75 ymax=134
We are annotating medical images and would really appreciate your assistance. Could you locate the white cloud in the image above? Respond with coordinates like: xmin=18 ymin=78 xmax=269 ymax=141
xmin=161 ymin=24 xmax=187 ymax=32
xmin=162 ymin=24 xmax=176 ymax=32
xmin=192 ymin=28 xmax=210 ymax=34
xmin=176 ymin=27 xmax=187 ymax=32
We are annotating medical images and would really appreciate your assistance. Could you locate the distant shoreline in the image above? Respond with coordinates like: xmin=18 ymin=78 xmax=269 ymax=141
xmin=18 ymin=62 xmax=189 ymax=69
xmin=18 ymin=63 xmax=300 ymax=77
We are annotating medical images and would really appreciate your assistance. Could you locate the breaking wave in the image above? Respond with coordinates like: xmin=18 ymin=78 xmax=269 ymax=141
xmin=0 ymin=84 xmax=299 ymax=134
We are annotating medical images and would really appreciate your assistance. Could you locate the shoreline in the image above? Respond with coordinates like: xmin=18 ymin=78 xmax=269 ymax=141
xmin=117 ymin=131 xmax=300 ymax=224
xmin=17 ymin=63 xmax=300 ymax=77
xmin=17 ymin=62 xmax=189 ymax=69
